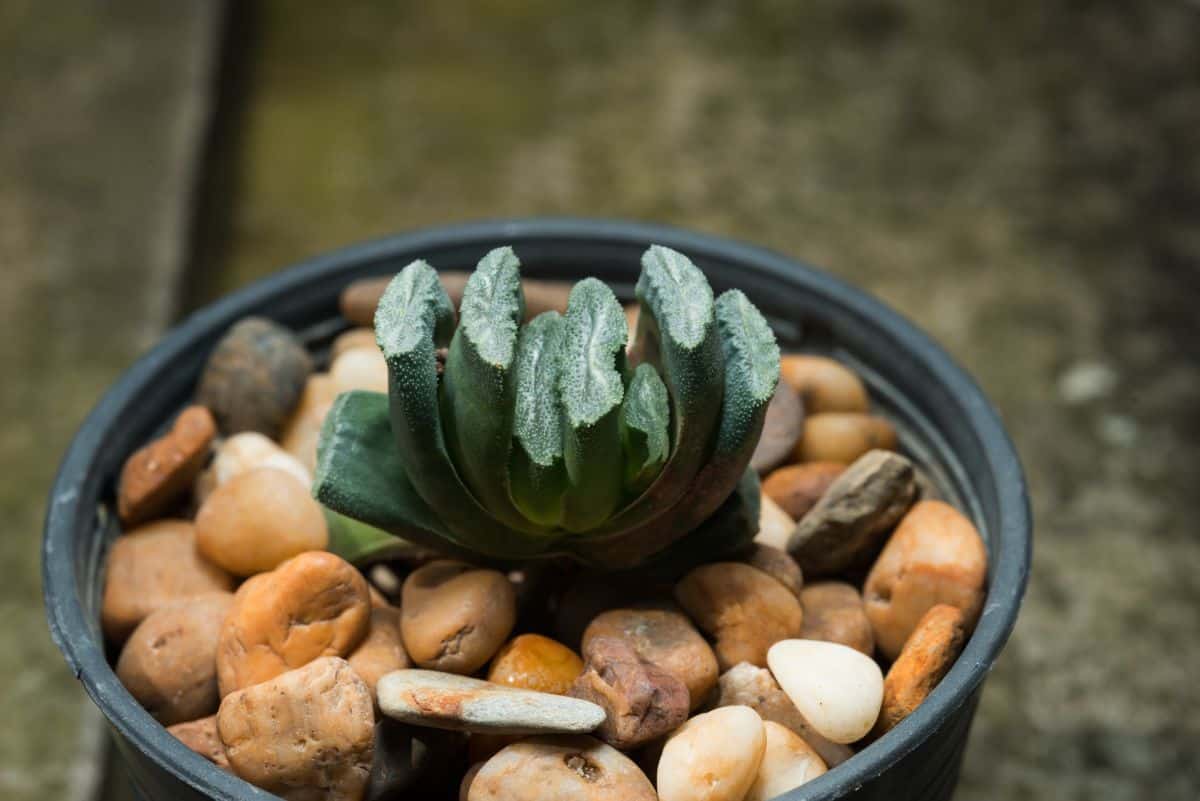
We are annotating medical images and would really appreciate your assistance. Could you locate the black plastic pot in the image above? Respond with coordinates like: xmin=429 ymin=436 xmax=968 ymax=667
xmin=44 ymin=218 xmax=1030 ymax=801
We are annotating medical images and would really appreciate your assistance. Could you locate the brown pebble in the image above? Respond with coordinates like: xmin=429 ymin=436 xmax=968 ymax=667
xmin=348 ymin=606 xmax=411 ymax=701
xmin=755 ymin=494 xmax=797 ymax=551
xmin=762 ymin=462 xmax=845 ymax=520
xmin=101 ymin=520 xmax=235 ymax=644
xmin=583 ymin=607 xmax=718 ymax=711
xmin=871 ymin=605 xmax=967 ymax=738
xmin=218 ymin=657 xmax=374 ymax=801
xmin=469 ymin=735 xmax=657 ymax=801
xmin=864 ymin=501 xmax=987 ymax=660
xmin=195 ymin=467 xmax=328 ymax=577
xmin=569 ymin=637 xmax=689 ymax=750
xmin=716 ymin=662 xmax=853 ymax=768
xmin=279 ymin=372 xmax=339 ymax=472
xmin=167 ymin=715 xmax=229 ymax=769
xmin=751 ymin=381 xmax=805 ymax=475
xmin=217 ymin=551 xmax=371 ymax=696
xmin=401 ymin=561 xmax=516 ymax=675
xmin=740 ymin=544 xmax=804 ymax=601
xmin=799 ymin=582 xmax=875 ymax=655
xmin=116 ymin=593 xmax=234 ymax=725
xmin=487 ymin=634 xmax=584 ymax=695
xmin=117 ymin=406 xmax=216 ymax=525
xmin=674 ymin=563 xmax=804 ymax=671
xmin=780 ymin=355 xmax=869 ymax=414
xmin=788 ymin=450 xmax=916 ymax=577
xmin=332 ymin=327 xmax=378 ymax=359
xmin=795 ymin=413 xmax=897 ymax=464
xmin=196 ymin=317 xmax=313 ymax=438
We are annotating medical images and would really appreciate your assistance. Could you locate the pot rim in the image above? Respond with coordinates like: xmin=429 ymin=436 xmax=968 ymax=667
xmin=43 ymin=216 xmax=1030 ymax=800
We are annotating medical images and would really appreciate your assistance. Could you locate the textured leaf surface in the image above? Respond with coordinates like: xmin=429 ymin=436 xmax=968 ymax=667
xmin=441 ymin=247 xmax=538 ymax=532
xmin=596 ymin=245 xmax=723 ymax=534
xmin=375 ymin=263 xmax=548 ymax=556
xmin=558 ymin=278 xmax=628 ymax=531
xmin=313 ymin=390 xmax=450 ymax=547
xmin=620 ymin=362 xmax=670 ymax=494
xmin=508 ymin=311 xmax=568 ymax=526
xmin=611 ymin=290 xmax=780 ymax=548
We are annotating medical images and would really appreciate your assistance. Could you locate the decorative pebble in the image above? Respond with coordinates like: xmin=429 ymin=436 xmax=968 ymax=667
xmin=116 ymin=593 xmax=233 ymax=725
xmin=487 ymin=634 xmax=583 ymax=695
xmin=780 ymin=354 xmax=869 ymax=414
xmin=767 ymin=639 xmax=884 ymax=745
xmin=331 ymin=327 xmax=378 ymax=359
xmin=788 ymin=450 xmax=916 ymax=576
xmin=871 ymin=604 xmax=967 ymax=738
xmin=196 ymin=316 xmax=313 ymax=438
xmin=739 ymin=544 xmax=804 ymax=601
xmin=794 ymin=413 xmax=897 ymax=464
xmin=218 ymin=657 xmax=374 ymax=801
xmin=348 ymin=606 xmax=411 ymax=701
xmin=715 ymin=662 xmax=853 ymax=768
xmin=401 ymin=561 xmax=516 ymax=675
xmin=196 ymin=467 xmax=328 ymax=577
xmin=377 ymin=670 xmax=606 ymax=735
xmin=569 ymin=636 xmax=689 ymax=749
xmin=657 ymin=705 xmax=766 ymax=801
xmin=799 ymin=581 xmax=875 ymax=656
xmin=755 ymin=494 xmax=796 ymax=551
xmin=166 ymin=715 xmax=229 ymax=770
xmin=468 ymin=735 xmax=657 ymax=801
xmin=217 ymin=551 xmax=371 ymax=696
xmin=762 ymin=461 xmax=844 ymax=521
xmin=331 ymin=346 xmax=388 ymax=393
xmin=744 ymin=720 xmax=828 ymax=801
xmin=117 ymin=405 xmax=215 ymax=525
xmin=279 ymin=372 xmax=339 ymax=472
xmin=863 ymin=500 xmax=987 ymax=660
xmin=199 ymin=431 xmax=311 ymax=504
xmin=750 ymin=380 xmax=804 ymax=474
xmin=101 ymin=519 xmax=234 ymax=644
xmin=674 ymin=562 xmax=804 ymax=671
xmin=583 ymin=607 xmax=718 ymax=711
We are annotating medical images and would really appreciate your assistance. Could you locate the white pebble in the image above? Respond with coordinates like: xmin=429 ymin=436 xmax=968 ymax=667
xmin=744 ymin=721 xmax=828 ymax=801
xmin=209 ymin=432 xmax=311 ymax=490
xmin=767 ymin=639 xmax=883 ymax=745
xmin=657 ymin=706 xmax=766 ymax=801
xmin=332 ymin=347 xmax=388 ymax=393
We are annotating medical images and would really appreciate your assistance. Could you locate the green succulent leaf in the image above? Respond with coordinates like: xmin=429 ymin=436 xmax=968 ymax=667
xmin=558 ymin=278 xmax=628 ymax=532
xmin=508 ymin=311 xmax=568 ymax=527
xmin=323 ymin=508 xmax=436 ymax=566
xmin=374 ymin=262 xmax=549 ymax=558
xmin=662 ymin=289 xmax=779 ymax=530
xmin=440 ymin=247 xmax=541 ymax=533
xmin=620 ymin=362 xmax=670 ymax=495
xmin=576 ymin=467 xmax=761 ymax=573
xmin=313 ymin=390 xmax=451 ymax=550
xmin=602 ymin=289 xmax=780 ymax=554
xmin=595 ymin=245 xmax=724 ymax=534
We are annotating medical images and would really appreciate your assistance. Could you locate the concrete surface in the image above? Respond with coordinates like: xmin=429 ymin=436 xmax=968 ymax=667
xmin=192 ymin=2 xmax=1200 ymax=799
xmin=0 ymin=2 xmax=220 ymax=800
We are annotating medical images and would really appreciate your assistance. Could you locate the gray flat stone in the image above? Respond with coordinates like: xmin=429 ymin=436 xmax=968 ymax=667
xmin=377 ymin=670 xmax=606 ymax=735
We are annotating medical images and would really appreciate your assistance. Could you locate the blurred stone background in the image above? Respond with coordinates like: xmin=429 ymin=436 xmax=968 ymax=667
xmin=3 ymin=1 xmax=1198 ymax=799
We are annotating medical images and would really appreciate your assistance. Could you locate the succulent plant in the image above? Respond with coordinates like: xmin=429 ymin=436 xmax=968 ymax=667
xmin=314 ymin=245 xmax=779 ymax=570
